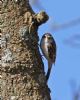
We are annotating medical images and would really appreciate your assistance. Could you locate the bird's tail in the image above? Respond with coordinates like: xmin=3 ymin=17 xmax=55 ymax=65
xmin=46 ymin=61 xmax=52 ymax=82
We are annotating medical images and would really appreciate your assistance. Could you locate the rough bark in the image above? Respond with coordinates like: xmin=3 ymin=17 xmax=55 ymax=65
xmin=0 ymin=0 xmax=50 ymax=100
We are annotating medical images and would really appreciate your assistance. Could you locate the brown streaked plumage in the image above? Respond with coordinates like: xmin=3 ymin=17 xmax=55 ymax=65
xmin=40 ymin=33 xmax=56 ymax=81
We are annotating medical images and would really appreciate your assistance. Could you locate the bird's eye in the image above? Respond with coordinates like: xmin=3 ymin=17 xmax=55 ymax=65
xmin=48 ymin=35 xmax=51 ymax=38
xmin=48 ymin=36 xmax=53 ymax=40
xmin=48 ymin=37 xmax=51 ymax=39
xmin=42 ymin=35 xmax=46 ymax=38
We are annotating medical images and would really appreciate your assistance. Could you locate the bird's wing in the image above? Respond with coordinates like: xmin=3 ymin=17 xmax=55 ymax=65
xmin=48 ymin=42 xmax=56 ymax=63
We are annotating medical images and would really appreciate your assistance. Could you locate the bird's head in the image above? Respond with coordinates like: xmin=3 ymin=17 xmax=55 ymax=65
xmin=42 ymin=33 xmax=53 ymax=40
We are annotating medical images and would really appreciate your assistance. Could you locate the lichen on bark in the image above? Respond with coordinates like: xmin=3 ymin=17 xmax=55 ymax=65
xmin=0 ymin=0 xmax=51 ymax=100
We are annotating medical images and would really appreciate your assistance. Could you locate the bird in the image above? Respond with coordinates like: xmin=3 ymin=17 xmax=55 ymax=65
xmin=40 ymin=33 xmax=56 ymax=81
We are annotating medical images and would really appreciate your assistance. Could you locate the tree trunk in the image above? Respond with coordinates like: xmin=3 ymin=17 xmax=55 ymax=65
xmin=0 ymin=0 xmax=50 ymax=100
